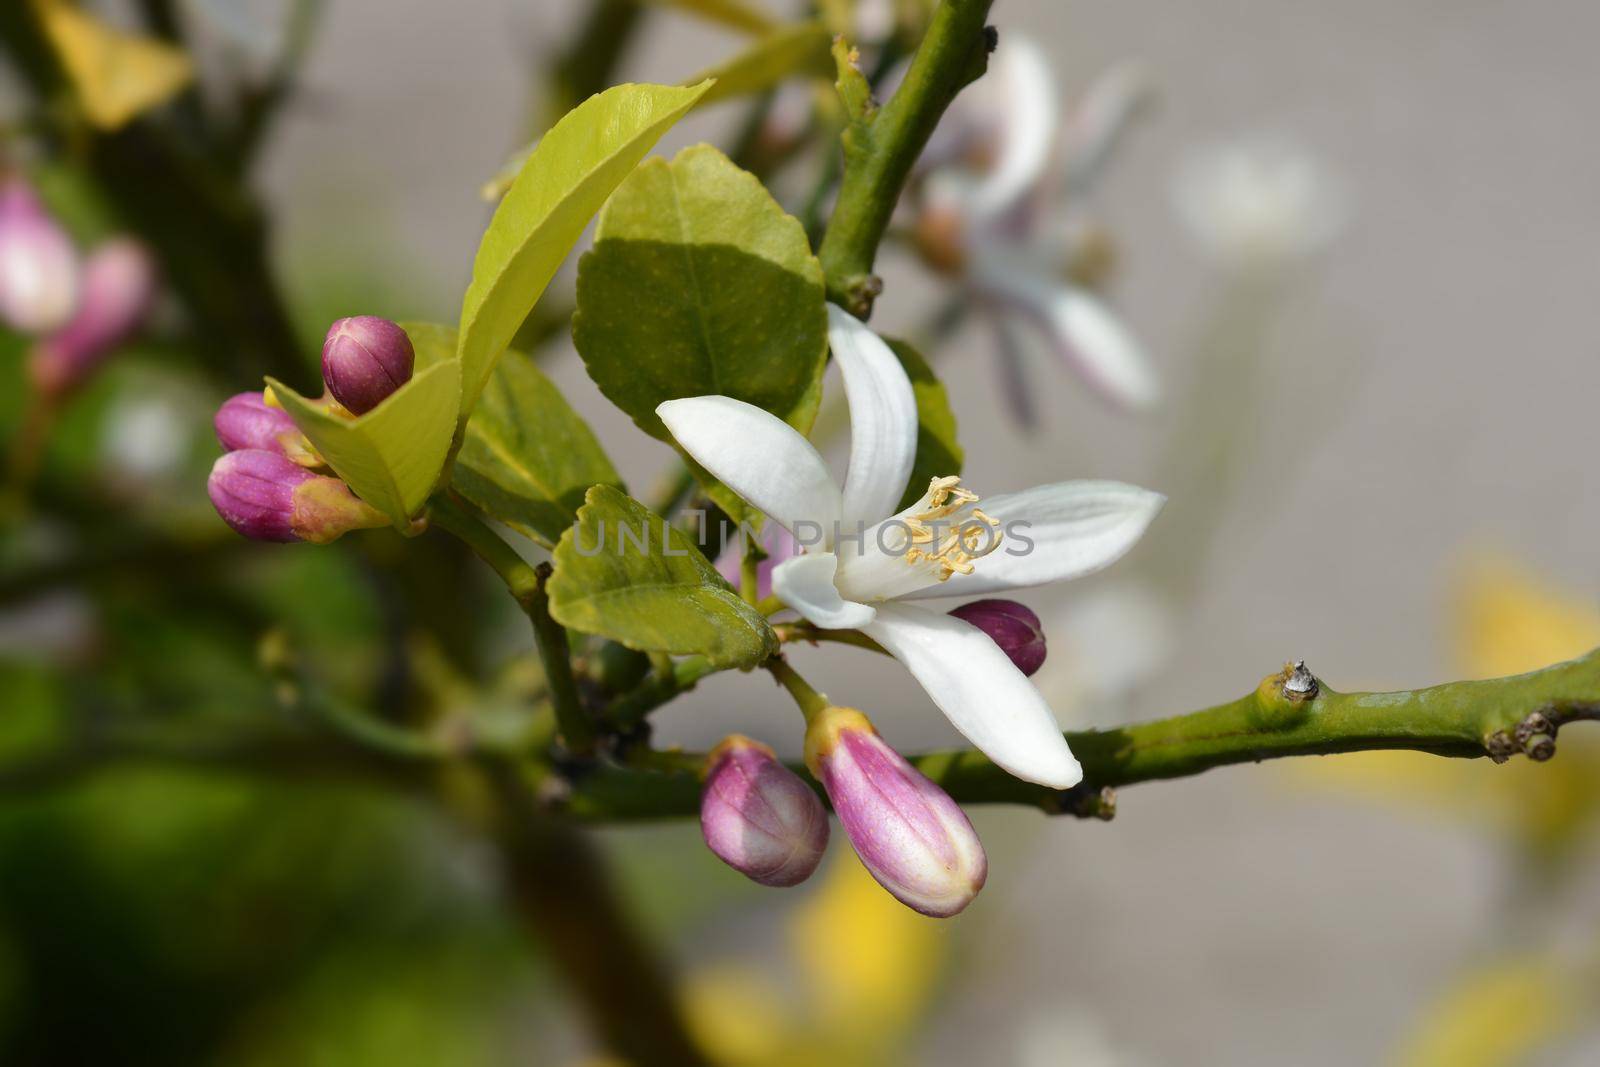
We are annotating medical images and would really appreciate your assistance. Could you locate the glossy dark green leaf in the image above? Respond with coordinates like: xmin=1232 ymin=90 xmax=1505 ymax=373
xmin=573 ymin=144 xmax=827 ymax=516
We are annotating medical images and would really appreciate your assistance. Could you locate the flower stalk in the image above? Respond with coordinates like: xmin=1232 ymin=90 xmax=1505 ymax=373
xmin=768 ymin=656 xmax=831 ymax=724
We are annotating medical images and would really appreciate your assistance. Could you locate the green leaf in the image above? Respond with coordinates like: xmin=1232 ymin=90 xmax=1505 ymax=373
xmin=887 ymin=338 xmax=963 ymax=511
xmin=684 ymin=22 xmax=834 ymax=109
xmin=549 ymin=486 xmax=778 ymax=669
xmin=639 ymin=0 xmax=777 ymax=34
xmin=267 ymin=352 xmax=461 ymax=526
xmin=572 ymin=144 xmax=828 ymax=514
xmin=456 ymin=80 xmax=712 ymax=428
xmin=453 ymin=351 xmax=623 ymax=548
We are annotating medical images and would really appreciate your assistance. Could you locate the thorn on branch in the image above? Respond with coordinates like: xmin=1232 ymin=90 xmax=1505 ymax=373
xmin=1484 ymin=730 xmax=1516 ymax=763
xmin=839 ymin=273 xmax=884 ymax=319
xmin=1282 ymin=660 xmax=1318 ymax=701
xmin=1050 ymin=783 xmax=1116 ymax=820
xmin=1514 ymin=710 xmax=1555 ymax=746
xmin=1485 ymin=708 xmax=1561 ymax=763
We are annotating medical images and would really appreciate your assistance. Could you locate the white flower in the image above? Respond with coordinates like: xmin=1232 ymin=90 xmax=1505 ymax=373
xmin=657 ymin=306 xmax=1164 ymax=788
xmin=1172 ymin=135 xmax=1346 ymax=267
xmin=915 ymin=38 xmax=1161 ymax=416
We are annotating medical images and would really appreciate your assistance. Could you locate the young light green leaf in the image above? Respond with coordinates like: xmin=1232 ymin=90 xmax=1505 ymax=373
xmin=549 ymin=486 xmax=778 ymax=669
xmin=639 ymin=0 xmax=777 ymax=34
xmin=832 ymin=34 xmax=874 ymax=123
xmin=453 ymin=351 xmax=623 ymax=548
xmin=684 ymin=22 xmax=834 ymax=109
xmin=267 ymin=356 xmax=461 ymax=526
xmin=456 ymin=80 xmax=712 ymax=427
xmin=572 ymin=144 xmax=828 ymax=514
xmin=886 ymin=337 xmax=964 ymax=511
xmin=397 ymin=320 xmax=461 ymax=372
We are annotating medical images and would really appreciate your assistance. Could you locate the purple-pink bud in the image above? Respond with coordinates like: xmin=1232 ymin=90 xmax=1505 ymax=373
xmin=804 ymin=707 xmax=987 ymax=917
xmin=947 ymin=599 xmax=1046 ymax=676
xmin=320 ymin=316 xmax=414 ymax=414
xmin=214 ymin=391 xmax=313 ymax=462
xmin=0 ymin=175 xmax=79 ymax=334
xmin=700 ymin=734 xmax=829 ymax=887
xmin=29 ymin=238 xmax=156 ymax=397
xmin=207 ymin=449 xmax=387 ymax=544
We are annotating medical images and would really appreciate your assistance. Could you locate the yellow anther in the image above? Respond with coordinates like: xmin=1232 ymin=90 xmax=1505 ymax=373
xmin=899 ymin=475 xmax=1002 ymax=582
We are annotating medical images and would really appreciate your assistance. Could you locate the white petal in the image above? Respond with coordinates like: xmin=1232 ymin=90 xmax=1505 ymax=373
xmin=862 ymin=602 xmax=1082 ymax=788
xmin=966 ymin=36 xmax=1060 ymax=223
xmin=657 ymin=396 xmax=842 ymax=542
xmin=828 ymin=305 xmax=918 ymax=529
xmin=771 ymin=553 xmax=877 ymax=629
xmin=904 ymin=481 xmax=1164 ymax=600
xmin=975 ymin=258 xmax=1159 ymax=411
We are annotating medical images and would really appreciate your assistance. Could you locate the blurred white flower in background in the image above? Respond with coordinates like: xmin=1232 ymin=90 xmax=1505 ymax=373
xmin=911 ymin=38 xmax=1160 ymax=421
xmin=1172 ymin=135 xmax=1347 ymax=269
xmin=101 ymin=389 xmax=195 ymax=483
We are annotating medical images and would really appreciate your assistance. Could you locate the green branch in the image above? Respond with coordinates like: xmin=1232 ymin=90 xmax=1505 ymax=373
xmin=816 ymin=0 xmax=995 ymax=316
xmin=558 ymin=653 xmax=1600 ymax=820
xmin=15 ymin=653 xmax=1600 ymax=828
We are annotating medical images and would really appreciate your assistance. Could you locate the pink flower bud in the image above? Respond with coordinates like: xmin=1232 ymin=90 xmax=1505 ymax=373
xmin=947 ymin=598 xmax=1046 ymax=676
xmin=213 ymin=391 xmax=317 ymax=464
xmin=0 ymin=176 xmax=79 ymax=334
xmin=321 ymin=316 xmax=414 ymax=414
xmin=28 ymin=238 xmax=157 ymax=397
xmin=804 ymin=706 xmax=987 ymax=917
xmin=700 ymin=734 xmax=829 ymax=887
xmin=207 ymin=449 xmax=387 ymax=543
xmin=715 ymin=523 xmax=798 ymax=601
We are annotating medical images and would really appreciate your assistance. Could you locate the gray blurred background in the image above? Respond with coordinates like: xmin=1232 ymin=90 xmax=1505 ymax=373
xmin=262 ymin=2 xmax=1600 ymax=1062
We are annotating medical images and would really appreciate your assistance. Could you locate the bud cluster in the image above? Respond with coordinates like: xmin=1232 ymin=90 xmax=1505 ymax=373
xmin=700 ymin=705 xmax=990 ymax=918
xmin=205 ymin=314 xmax=415 ymax=543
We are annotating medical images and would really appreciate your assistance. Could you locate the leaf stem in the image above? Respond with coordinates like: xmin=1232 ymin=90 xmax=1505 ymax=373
xmin=530 ymin=562 xmax=595 ymax=756
xmin=816 ymin=0 xmax=995 ymax=316
xmin=739 ymin=541 xmax=760 ymax=606
xmin=775 ymin=621 xmax=887 ymax=654
xmin=603 ymin=655 xmax=719 ymax=731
